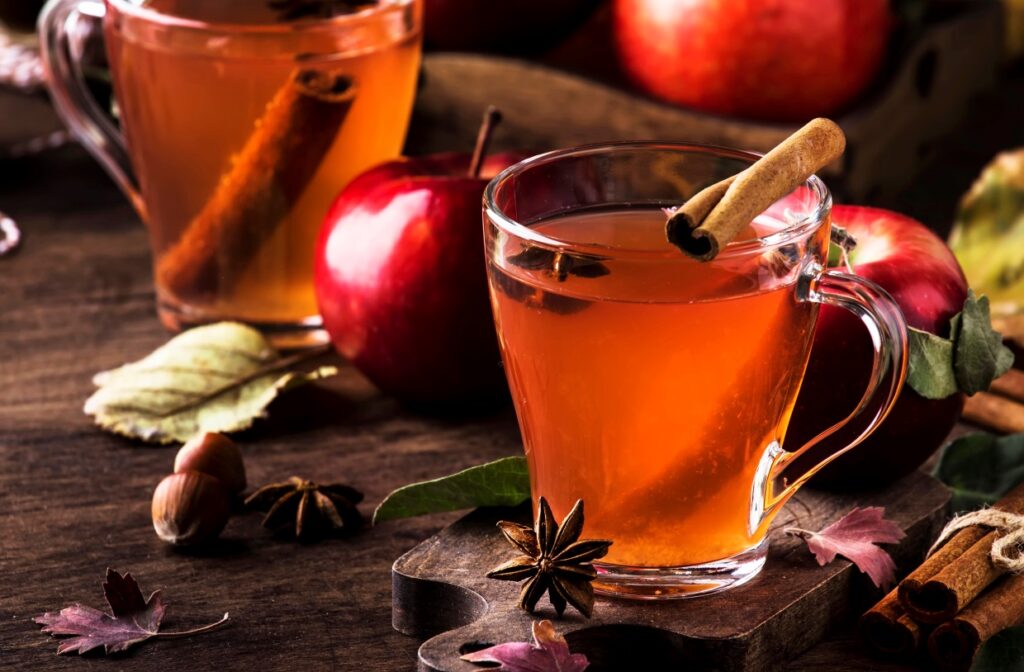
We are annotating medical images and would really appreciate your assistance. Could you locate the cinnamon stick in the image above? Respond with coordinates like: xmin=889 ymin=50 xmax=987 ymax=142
xmin=927 ymin=573 xmax=1024 ymax=671
xmin=860 ymin=595 xmax=923 ymax=659
xmin=963 ymin=391 xmax=1024 ymax=434
xmin=156 ymin=70 xmax=357 ymax=302
xmin=666 ymin=118 xmax=846 ymax=261
xmin=900 ymin=483 xmax=1024 ymax=623
xmin=862 ymin=522 xmax=987 ymax=656
xmin=991 ymin=368 xmax=1024 ymax=402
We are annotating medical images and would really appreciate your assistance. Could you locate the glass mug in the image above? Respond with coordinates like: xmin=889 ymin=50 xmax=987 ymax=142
xmin=40 ymin=0 xmax=422 ymax=347
xmin=484 ymin=143 xmax=908 ymax=598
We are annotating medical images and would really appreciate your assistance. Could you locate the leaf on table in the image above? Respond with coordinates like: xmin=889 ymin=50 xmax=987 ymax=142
xmin=34 ymin=568 xmax=228 ymax=655
xmin=971 ymin=624 xmax=1024 ymax=672
xmin=84 ymin=322 xmax=337 ymax=444
xmin=951 ymin=290 xmax=1016 ymax=395
xmin=933 ymin=432 xmax=1024 ymax=512
xmin=786 ymin=507 xmax=905 ymax=589
xmin=904 ymin=291 xmax=1014 ymax=399
xmin=372 ymin=456 xmax=530 ymax=524
xmin=461 ymin=619 xmax=589 ymax=672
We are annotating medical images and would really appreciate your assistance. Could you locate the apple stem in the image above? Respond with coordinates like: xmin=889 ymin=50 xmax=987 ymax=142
xmin=468 ymin=106 xmax=503 ymax=179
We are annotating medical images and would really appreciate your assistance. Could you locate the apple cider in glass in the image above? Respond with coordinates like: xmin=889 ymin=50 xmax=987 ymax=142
xmin=489 ymin=208 xmax=825 ymax=568
xmin=103 ymin=0 xmax=422 ymax=343
xmin=484 ymin=142 xmax=908 ymax=597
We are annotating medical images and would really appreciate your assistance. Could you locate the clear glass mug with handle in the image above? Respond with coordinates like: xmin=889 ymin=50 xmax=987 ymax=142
xmin=484 ymin=142 xmax=908 ymax=598
xmin=39 ymin=0 xmax=422 ymax=348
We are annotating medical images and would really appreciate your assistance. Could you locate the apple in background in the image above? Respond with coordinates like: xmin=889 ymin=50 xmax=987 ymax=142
xmin=613 ymin=0 xmax=892 ymax=122
xmin=787 ymin=206 xmax=969 ymax=488
xmin=424 ymin=0 xmax=599 ymax=53
xmin=314 ymin=112 xmax=524 ymax=405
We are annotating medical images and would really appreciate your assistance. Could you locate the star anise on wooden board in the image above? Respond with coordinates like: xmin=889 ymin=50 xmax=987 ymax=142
xmin=267 ymin=0 xmax=376 ymax=20
xmin=487 ymin=498 xmax=612 ymax=618
xmin=245 ymin=477 xmax=364 ymax=539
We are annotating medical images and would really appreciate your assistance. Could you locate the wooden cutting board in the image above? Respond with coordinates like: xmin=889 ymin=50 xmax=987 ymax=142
xmin=393 ymin=471 xmax=949 ymax=671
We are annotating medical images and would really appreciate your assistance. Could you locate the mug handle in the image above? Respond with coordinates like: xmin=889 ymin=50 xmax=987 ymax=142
xmin=39 ymin=0 xmax=144 ymax=216
xmin=757 ymin=262 xmax=909 ymax=523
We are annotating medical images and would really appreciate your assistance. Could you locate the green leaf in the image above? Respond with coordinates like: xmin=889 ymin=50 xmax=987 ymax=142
xmin=84 ymin=322 xmax=337 ymax=444
xmin=904 ymin=292 xmax=1015 ymax=399
xmin=933 ymin=432 xmax=1024 ymax=512
xmin=907 ymin=327 xmax=959 ymax=399
xmin=971 ymin=625 xmax=1024 ymax=672
xmin=373 ymin=456 xmax=530 ymax=525
xmin=952 ymin=290 xmax=1016 ymax=395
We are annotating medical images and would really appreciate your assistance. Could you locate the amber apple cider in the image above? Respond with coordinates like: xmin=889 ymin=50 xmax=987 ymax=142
xmin=105 ymin=0 xmax=421 ymax=327
xmin=489 ymin=208 xmax=827 ymax=568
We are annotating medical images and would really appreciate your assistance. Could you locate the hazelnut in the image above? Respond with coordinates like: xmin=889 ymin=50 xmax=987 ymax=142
xmin=173 ymin=432 xmax=246 ymax=494
xmin=151 ymin=472 xmax=231 ymax=546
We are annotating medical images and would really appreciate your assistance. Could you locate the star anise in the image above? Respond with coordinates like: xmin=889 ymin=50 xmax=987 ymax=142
xmin=244 ymin=477 xmax=363 ymax=539
xmin=267 ymin=0 xmax=376 ymax=21
xmin=486 ymin=498 xmax=612 ymax=618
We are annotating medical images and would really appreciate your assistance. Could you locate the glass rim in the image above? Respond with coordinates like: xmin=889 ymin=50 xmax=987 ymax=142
xmin=104 ymin=0 xmax=415 ymax=35
xmin=483 ymin=140 xmax=833 ymax=261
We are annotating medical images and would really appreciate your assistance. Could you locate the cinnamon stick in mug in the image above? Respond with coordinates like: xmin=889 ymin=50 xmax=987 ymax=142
xmin=156 ymin=69 xmax=357 ymax=301
xmin=666 ymin=118 xmax=845 ymax=261
xmin=927 ymin=573 xmax=1024 ymax=671
xmin=900 ymin=483 xmax=1024 ymax=624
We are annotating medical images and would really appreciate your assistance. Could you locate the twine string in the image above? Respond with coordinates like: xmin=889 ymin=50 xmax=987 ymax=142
xmin=928 ymin=508 xmax=1024 ymax=571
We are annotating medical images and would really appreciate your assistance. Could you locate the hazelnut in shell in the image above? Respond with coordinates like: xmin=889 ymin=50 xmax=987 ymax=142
xmin=152 ymin=472 xmax=231 ymax=546
xmin=173 ymin=432 xmax=246 ymax=494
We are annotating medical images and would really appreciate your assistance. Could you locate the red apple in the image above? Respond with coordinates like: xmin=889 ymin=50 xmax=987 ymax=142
xmin=787 ymin=206 xmax=969 ymax=488
xmin=613 ymin=0 xmax=892 ymax=122
xmin=314 ymin=147 xmax=525 ymax=405
xmin=424 ymin=0 xmax=598 ymax=53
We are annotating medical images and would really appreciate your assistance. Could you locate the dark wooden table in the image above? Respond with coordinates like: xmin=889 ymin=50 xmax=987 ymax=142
xmin=2 ymin=68 xmax=1023 ymax=671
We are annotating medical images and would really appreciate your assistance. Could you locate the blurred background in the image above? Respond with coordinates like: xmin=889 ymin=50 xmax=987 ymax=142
xmin=2 ymin=0 xmax=1023 ymax=248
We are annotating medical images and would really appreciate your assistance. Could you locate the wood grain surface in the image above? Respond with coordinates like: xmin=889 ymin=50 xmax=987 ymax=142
xmin=1 ymin=60 xmax=1023 ymax=671
xmin=0 ymin=147 xmax=946 ymax=672
xmin=395 ymin=472 xmax=949 ymax=672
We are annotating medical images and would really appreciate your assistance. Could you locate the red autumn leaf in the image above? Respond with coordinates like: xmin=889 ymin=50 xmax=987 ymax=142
xmin=35 ymin=568 xmax=229 ymax=655
xmin=461 ymin=619 xmax=589 ymax=672
xmin=786 ymin=507 xmax=905 ymax=589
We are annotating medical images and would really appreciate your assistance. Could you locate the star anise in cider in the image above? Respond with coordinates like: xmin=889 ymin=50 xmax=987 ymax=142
xmin=268 ymin=0 xmax=377 ymax=20
xmin=245 ymin=477 xmax=363 ymax=539
xmin=487 ymin=498 xmax=612 ymax=618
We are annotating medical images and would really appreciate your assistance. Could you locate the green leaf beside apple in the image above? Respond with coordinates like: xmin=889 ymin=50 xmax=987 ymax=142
xmin=906 ymin=291 xmax=1014 ymax=400
xmin=933 ymin=432 xmax=1024 ymax=512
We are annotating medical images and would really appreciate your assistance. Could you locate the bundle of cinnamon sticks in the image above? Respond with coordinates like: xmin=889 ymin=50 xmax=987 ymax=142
xmin=963 ymin=368 xmax=1024 ymax=435
xmin=861 ymin=483 xmax=1024 ymax=670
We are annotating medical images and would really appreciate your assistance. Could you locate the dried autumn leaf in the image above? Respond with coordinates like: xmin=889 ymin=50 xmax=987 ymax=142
xmin=786 ymin=507 xmax=905 ymax=588
xmin=34 ymin=568 xmax=228 ymax=655
xmin=84 ymin=322 xmax=337 ymax=444
xmin=461 ymin=619 xmax=589 ymax=672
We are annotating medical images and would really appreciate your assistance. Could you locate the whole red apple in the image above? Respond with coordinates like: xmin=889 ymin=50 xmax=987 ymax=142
xmin=613 ymin=0 xmax=892 ymax=122
xmin=424 ymin=0 xmax=598 ymax=53
xmin=787 ymin=206 xmax=969 ymax=488
xmin=314 ymin=138 xmax=523 ymax=404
